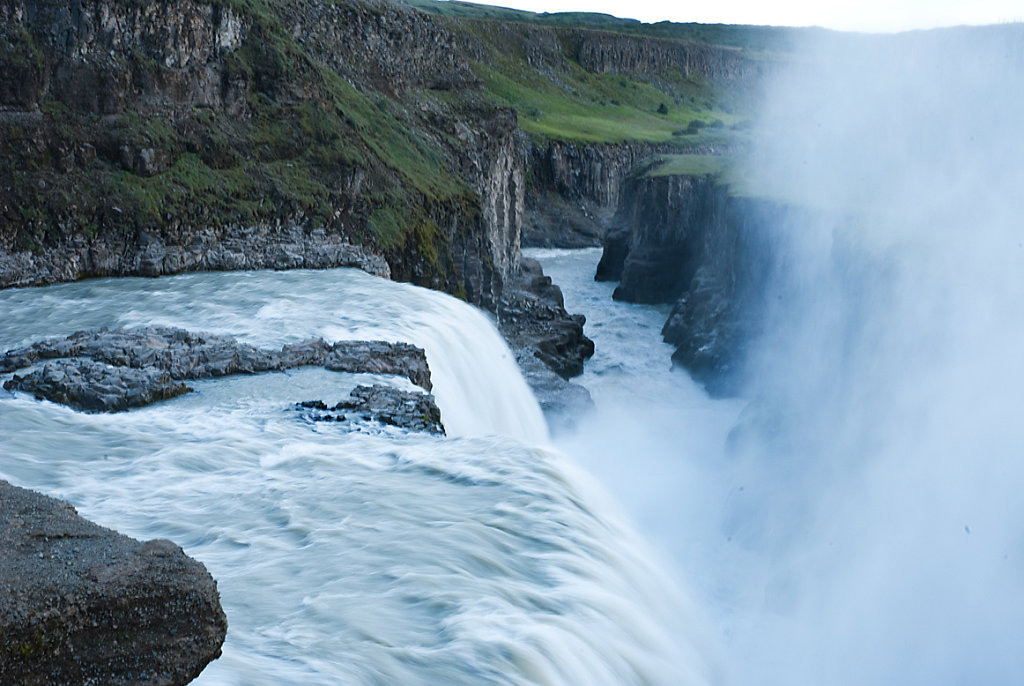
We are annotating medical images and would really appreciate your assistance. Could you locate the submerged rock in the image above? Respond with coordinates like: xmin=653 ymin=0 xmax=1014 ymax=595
xmin=298 ymin=384 xmax=445 ymax=434
xmin=1 ymin=326 xmax=432 ymax=412
xmin=0 ymin=480 xmax=227 ymax=685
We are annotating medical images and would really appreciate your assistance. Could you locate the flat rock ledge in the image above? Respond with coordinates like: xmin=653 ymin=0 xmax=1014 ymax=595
xmin=298 ymin=384 xmax=445 ymax=435
xmin=0 ymin=480 xmax=227 ymax=686
xmin=2 ymin=326 xmax=432 ymax=412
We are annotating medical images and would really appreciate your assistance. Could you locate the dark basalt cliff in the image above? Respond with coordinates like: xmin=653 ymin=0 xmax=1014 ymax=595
xmin=0 ymin=0 xmax=521 ymax=311
xmin=575 ymin=30 xmax=768 ymax=80
xmin=598 ymin=167 xmax=777 ymax=393
xmin=0 ymin=480 xmax=227 ymax=685
xmin=523 ymin=140 xmax=680 ymax=248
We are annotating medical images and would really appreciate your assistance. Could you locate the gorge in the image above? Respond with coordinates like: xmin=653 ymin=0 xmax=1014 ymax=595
xmin=3 ymin=1 xmax=1024 ymax=685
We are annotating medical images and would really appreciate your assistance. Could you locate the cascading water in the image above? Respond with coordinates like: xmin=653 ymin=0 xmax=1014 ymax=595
xmin=0 ymin=268 xmax=717 ymax=686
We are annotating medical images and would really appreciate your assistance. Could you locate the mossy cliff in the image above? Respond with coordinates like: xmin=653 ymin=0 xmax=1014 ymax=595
xmin=0 ymin=0 xmax=510 ymax=306
xmin=0 ymin=0 xmax=774 ymax=303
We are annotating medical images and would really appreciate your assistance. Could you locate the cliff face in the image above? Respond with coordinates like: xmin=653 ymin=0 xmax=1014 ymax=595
xmin=599 ymin=170 xmax=778 ymax=393
xmin=0 ymin=0 xmax=522 ymax=311
xmin=524 ymin=141 xmax=718 ymax=248
xmin=574 ymin=31 xmax=769 ymax=81
xmin=0 ymin=0 xmax=768 ymax=299
xmin=598 ymin=172 xmax=725 ymax=303
xmin=0 ymin=0 xmax=249 ymax=114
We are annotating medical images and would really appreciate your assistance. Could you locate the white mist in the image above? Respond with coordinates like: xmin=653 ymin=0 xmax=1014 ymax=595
xmin=722 ymin=25 xmax=1024 ymax=685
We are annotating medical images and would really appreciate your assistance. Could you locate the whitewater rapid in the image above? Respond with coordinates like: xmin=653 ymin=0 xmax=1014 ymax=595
xmin=0 ymin=267 xmax=717 ymax=686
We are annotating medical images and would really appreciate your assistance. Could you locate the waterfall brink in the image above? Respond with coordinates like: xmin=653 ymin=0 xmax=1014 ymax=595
xmin=312 ymin=270 xmax=550 ymax=444
xmin=0 ymin=267 xmax=716 ymax=686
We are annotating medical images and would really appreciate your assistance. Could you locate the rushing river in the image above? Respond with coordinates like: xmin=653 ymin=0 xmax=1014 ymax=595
xmin=0 ymin=267 xmax=719 ymax=686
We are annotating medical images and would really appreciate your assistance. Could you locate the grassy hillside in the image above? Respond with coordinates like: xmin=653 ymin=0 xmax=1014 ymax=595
xmin=1 ymin=0 xmax=777 ymax=276
xmin=405 ymin=0 xmax=816 ymax=53
xmin=428 ymin=1 xmax=768 ymax=146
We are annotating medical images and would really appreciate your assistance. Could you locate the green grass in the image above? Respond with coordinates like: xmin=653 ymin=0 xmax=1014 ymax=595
xmin=406 ymin=0 xmax=816 ymax=54
xmin=645 ymin=154 xmax=728 ymax=177
xmin=644 ymin=153 xmax=775 ymax=201
xmin=647 ymin=153 xmax=814 ymax=204
xmin=469 ymin=39 xmax=744 ymax=145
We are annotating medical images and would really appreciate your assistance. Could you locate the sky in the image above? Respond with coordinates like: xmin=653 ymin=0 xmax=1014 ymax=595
xmin=452 ymin=0 xmax=1022 ymax=32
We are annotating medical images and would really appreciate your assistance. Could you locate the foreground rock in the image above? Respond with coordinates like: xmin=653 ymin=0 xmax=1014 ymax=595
xmin=298 ymin=384 xmax=445 ymax=434
xmin=0 ymin=480 xmax=226 ymax=685
xmin=2 ymin=326 xmax=431 ymax=412
xmin=498 ymin=258 xmax=595 ymax=380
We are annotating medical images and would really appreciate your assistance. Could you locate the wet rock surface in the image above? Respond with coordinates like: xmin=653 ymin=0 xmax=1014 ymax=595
xmin=4 ymin=359 xmax=191 ymax=412
xmin=0 ymin=480 xmax=227 ymax=686
xmin=298 ymin=384 xmax=445 ymax=435
xmin=2 ymin=326 xmax=432 ymax=412
xmin=498 ymin=258 xmax=595 ymax=380
xmin=497 ymin=258 xmax=595 ymax=425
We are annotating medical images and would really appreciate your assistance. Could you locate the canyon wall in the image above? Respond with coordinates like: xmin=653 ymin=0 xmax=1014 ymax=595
xmin=0 ymin=0 xmax=522 ymax=312
xmin=598 ymin=167 xmax=780 ymax=393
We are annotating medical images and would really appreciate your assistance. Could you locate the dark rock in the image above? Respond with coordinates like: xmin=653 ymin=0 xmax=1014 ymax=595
xmin=600 ymin=169 xmax=782 ymax=394
xmin=523 ymin=141 xmax=683 ymax=249
xmin=510 ymin=352 xmax=594 ymax=435
xmin=575 ymin=31 xmax=770 ymax=81
xmin=594 ymin=226 xmax=630 ymax=282
xmin=325 ymin=341 xmax=432 ymax=391
xmin=496 ymin=258 xmax=594 ymax=423
xmin=498 ymin=258 xmax=595 ymax=381
xmin=0 ymin=480 xmax=227 ymax=685
xmin=2 ymin=326 xmax=433 ymax=411
xmin=298 ymin=384 xmax=444 ymax=434
xmin=4 ymin=359 xmax=191 ymax=413
xmin=610 ymin=173 xmax=724 ymax=304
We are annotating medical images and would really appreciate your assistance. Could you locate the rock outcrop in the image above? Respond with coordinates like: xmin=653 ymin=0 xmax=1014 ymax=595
xmin=298 ymin=384 xmax=445 ymax=434
xmin=498 ymin=258 xmax=595 ymax=380
xmin=497 ymin=257 xmax=595 ymax=427
xmin=4 ymin=358 xmax=191 ymax=412
xmin=0 ymin=480 xmax=227 ymax=685
xmin=2 ymin=326 xmax=433 ymax=411
xmin=598 ymin=168 xmax=777 ymax=393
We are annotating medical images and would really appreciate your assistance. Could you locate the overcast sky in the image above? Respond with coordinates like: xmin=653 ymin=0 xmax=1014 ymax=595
xmin=456 ymin=0 xmax=1022 ymax=32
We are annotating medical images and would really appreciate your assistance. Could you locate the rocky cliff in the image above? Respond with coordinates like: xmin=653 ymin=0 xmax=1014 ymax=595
xmin=574 ymin=30 xmax=769 ymax=81
xmin=598 ymin=165 xmax=778 ymax=393
xmin=0 ymin=0 xmax=523 ymax=311
xmin=523 ymin=140 xmax=679 ymax=248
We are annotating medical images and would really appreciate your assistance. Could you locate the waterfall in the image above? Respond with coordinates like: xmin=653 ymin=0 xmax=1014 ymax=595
xmin=0 ymin=267 xmax=715 ymax=685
